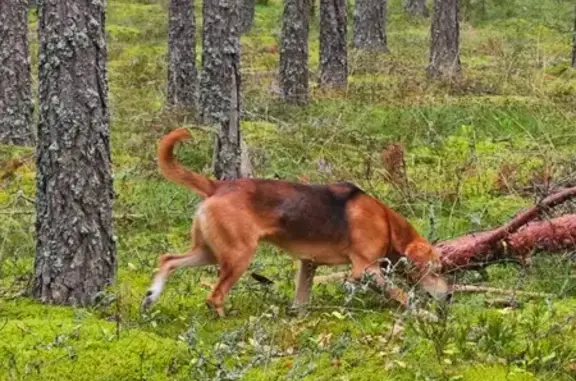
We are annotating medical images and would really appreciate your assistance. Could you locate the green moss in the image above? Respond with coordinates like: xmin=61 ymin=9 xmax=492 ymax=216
xmin=2 ymin=0 xmax=576 ymax=379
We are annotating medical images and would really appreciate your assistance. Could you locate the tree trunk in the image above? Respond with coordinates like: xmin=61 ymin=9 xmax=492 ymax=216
xmin=572 ymin=1 xmax=576 ymax=68
xmin=279 ymin=0 xmax=309 ymax=105
xmin=213 ymin=62 xmax=242 ymax=180
xmin=240 ymin=0 xmax=256 ymax=34
xmin=167 ymin=0 xmax=197 ymax=111
xmin=427 ymin=0 xmax=461 ymax=79
xmin=34 ymin=1 xmax=116 ymax=306
xmin=404 ymin=0 xmax=429 ymax=17
xmin=0 ymin=0 xmax=34 ymax=146
xmin=319 ymin=0 xmax=347 ymax=88
xmin=200 ymin=0 xmax=243 ymax=179
xmin=352 ymin=0 xmax=388 ymax=52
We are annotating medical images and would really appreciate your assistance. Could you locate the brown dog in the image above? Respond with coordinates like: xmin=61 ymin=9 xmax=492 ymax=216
xmin=141 ymin=128 xmax=451 ymax=317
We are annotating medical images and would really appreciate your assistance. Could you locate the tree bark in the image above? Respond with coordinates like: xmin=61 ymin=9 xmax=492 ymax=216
xmin=200 ymin=0 xmax=243 ymax=179
xmin=319 ymin=0 xmax=347 ymax=88
xmin=240 ymin=0 xmax=256 ymax=34
xmin=427 ymin=0 xmax=461 ymax=79
xmin=167 ymin=0 xmax=197 ymax=111
xmin=352 ymin=0 xmax=388 ymax=52
xmin=213 ymin=60 xmax=242 ymax=180
xmin=404 ymin=0 xmax=429 ymax=17
xmin=572 ymin=1 xmax=576 ymax=68
xmin=0 ymin=0 xmax=34 ymax=146
xmin=279 ymin=0 xmax=309 ymax=105
xmin=34 ymin=0 xmax=116 ymax=306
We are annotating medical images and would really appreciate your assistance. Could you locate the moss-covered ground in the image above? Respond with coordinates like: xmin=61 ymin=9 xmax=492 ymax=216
xmin=1 ymin=0 xmax=576 ymax=379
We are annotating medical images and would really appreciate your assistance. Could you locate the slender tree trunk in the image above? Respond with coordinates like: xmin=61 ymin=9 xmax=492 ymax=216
xmin=427 ymin=0 xmax=461 ymax=79
xmin=213 ymin=62 xmax=242 ymax=180
xmin=279 ymin=0 xmax=309 ymax=105
xmin=34 ymin=1 xmax=116 ymax=305
xmin=240 ymin=0 xmax=256 ymax=34
xmin=0 ymin=0 xmax=34 ymax=146
xmin=167 ymin=0 xmax=197 ymax=111
xmin=319 ymin=0 xmax=347 ymax=88
xmin=572 ymin=2 xmax=576 ymax=68
xmin=200 ymin=0 xmax=243 ymax=179
xmin=352 ymin=0 xmax=388 ymax=52
xmin=404 ymin=0 xmax=429 ymax=17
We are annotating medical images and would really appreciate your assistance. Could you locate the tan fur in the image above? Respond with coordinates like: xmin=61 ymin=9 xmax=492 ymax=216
xmin=142 ymin=128 xmax=451 ymax=317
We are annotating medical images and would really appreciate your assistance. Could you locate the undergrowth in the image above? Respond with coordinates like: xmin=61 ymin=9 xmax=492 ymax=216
xmin=1 ymin=0 xmax=576 ymax=379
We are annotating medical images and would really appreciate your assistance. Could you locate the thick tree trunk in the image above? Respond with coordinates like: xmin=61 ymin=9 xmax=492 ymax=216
xmin=427 ymin=0 xmax=461 ymax=79
xmin=200 ymin=0 xmax=243 ymax=179
xmin=0 ymin=0 xmax=34 ymax=146
xmin=572 ymin=1 xmax=576 ymax=68
xmin=319 ymin=0 xmax=347 ymax=88
xmin=352 ymin=0 xmax=388 ymax=52
xmin=34 ymin=1 xmax=116 ymax=305
xmin=167 ymin=0 xmax=197 ymax=110
xmin=240 ymin=0 xmax=256 ymax=34
xmin=405 ymin=0 xmax=429 ymax=17
xmin=279 ymin=0 xmax=309 ymax=105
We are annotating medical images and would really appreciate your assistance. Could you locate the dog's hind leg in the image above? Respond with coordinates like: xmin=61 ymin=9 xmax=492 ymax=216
xmin=205 ymin=247 xmax=256 ymax=318
xmin=141 ymin=246 xmax=216 ymax=310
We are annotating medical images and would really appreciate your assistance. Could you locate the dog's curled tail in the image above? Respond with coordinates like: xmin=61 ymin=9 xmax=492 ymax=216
xmin=157 ymin=128 xmax=218 ymax=198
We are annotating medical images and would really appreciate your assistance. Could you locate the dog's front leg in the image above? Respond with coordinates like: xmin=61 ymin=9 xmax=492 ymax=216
xmin=292 ymin=259 xmax=317 ymax=310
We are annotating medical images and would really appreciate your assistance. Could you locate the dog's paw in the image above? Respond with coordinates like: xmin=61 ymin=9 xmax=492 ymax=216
xmin=140 ymin=290 xmax=156 ymax=312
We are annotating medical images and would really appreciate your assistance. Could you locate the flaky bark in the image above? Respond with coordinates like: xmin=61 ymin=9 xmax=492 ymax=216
xmin=34 ymin=0 xmax=116 ymax=305
xmin=200 ymin=0 xmax=244 ymax=179
xmin=167 ymin=0 xmax=197 ymax=110
xmin=427 ymin=0 xmax=461 ymax=79
xmin=240 ymin=0 xmax=256 ymax=34
xmin=319 ymin=0 xmax=347 ymax=88
xmin=352 ymin=0 xmax=388 ymax=52
xmin=213 ymin=60 xmax=242 ymax=180
xmin=405 ymin=0 xmax=429 ymax=17
xmin=279 ymin=0 xmax=309 ymax=105
xmin=0 ymin=0 xmax=34 ymax=146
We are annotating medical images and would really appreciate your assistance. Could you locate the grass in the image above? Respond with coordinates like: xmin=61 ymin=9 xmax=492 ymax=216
xmin=1 ymin=0 xmax=576 ymax=379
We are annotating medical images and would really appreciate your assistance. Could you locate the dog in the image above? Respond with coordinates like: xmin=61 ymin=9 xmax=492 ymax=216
xmin=141 ymin=128 xmax=451 ymax=317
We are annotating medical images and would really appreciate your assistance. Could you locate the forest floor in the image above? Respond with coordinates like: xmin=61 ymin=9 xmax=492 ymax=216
xmin=2 ymin=0 xmax=576 ymax=380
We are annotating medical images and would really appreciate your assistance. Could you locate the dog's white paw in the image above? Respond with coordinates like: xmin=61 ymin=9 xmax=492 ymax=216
xmin=141 ymin=289 xmax=159 ymax=311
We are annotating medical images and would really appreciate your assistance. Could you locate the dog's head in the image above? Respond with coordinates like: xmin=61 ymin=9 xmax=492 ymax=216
xmin=405 ymin=241 xmax=452 ymax=302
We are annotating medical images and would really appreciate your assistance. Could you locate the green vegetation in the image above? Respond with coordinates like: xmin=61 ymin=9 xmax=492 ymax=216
xmin=1 ymin=0 xmax=576 ymax=379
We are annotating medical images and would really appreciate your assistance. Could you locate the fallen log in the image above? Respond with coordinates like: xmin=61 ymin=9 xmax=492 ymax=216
xmin=438 ymin=184 xmax=576 ymax=271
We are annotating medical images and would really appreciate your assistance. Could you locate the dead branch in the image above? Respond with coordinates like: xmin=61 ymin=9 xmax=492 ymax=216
xmin=450 ymin=284 xmax=553 ymax=298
